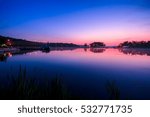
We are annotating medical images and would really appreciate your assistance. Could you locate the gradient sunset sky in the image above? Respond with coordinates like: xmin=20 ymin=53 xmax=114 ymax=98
xmin=0 ymin=0 xmax=150 ymax=45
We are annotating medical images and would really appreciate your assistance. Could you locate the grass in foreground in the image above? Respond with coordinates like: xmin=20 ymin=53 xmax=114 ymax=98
xmin=0 ymin=66 xmax=125 ymax=100
xmin=0 ymin=66 xmax=72 ymax=100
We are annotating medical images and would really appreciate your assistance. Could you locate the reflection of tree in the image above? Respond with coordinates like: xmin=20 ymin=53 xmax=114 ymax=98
xmin=119 ymin=48 xmax=150 ymax=56
xmin=41 ymin=47 xmax=78 ymax=53
xmin=0 ymin=52 xmax=12 ymax=62
xmin=0 ymin=54 xmax=7 ymax=62
xmin=90 ymin=48 xmax=105 ymax=53
xmin=41 ymin=49 xmax=51 ymax=53
xmin=84 ymin=48 xmax=87 ymax=52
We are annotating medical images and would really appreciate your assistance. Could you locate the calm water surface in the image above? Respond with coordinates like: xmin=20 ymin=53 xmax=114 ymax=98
xmin=0 ymin=48 xmax=150 ymax=99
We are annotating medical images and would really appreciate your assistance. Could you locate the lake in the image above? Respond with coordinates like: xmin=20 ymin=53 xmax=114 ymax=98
xmin=0 ymin=48 xmax=150 ymax=99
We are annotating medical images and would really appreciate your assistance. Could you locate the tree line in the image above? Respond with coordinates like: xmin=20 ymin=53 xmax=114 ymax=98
xmin=1 ymin=35 xmax=150 ymax=48
xmin=119 ymin=41 xmax=150 ymax=48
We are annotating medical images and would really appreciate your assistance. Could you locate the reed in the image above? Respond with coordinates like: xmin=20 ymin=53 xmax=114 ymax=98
xmin=0 ymin=66 xmax=71 ymax=100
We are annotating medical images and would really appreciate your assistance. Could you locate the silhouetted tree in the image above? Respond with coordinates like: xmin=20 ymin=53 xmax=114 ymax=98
xmin=48 ymin=43 xmax=79 ymax=47
xmin=90 ymin=42 xmax=105 ymax=48
xmin=84 ymin=43 xmax=88 ymax=47
xmin=119 ymin=41 xmax=150 ymax=48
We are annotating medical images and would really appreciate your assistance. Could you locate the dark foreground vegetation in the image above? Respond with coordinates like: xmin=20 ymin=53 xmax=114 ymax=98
xmin=0 ymin=66 xmax=73 ymax=100
xmin=0 ymin=66 xmax=123 ymax=100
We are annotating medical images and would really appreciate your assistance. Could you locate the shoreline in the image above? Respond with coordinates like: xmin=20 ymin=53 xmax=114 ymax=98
xmin=1 ymin=47 xmax=150 ymax=54
xmin=0 ymin=48 xmax=20 ymax=54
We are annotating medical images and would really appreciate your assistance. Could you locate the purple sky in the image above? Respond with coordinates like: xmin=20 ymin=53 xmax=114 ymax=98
xmin=0 ymin=0 xmax=150 ymax=45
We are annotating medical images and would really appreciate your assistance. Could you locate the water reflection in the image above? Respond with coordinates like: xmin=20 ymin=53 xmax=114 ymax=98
xmin=42 ymin=47 xmax=78 ymax=53
xmin=119 ymin=48 xmax=150 ymax=56
xmin=90 ymin=48 xmax=105 ymax=53
xmin=0 ymin=52 xmax=12 ymax=62
xmin=84 ymin=48 xmax=87 ymax=52
xmin=0 ymin=48 xmax=150 ymax=99
xmin=42 ymin=49 xmax=51 ymax=53
xmin=0 ymin=50 xmax=37 ymax=62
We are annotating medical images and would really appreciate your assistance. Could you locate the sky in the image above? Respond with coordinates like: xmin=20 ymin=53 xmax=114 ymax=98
xmin=0 ymin=0 xmax=150 ymax=45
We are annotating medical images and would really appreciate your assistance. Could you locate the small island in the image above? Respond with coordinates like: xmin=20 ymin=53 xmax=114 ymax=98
xmin=90 ymin=42 xmax=106 ymax=48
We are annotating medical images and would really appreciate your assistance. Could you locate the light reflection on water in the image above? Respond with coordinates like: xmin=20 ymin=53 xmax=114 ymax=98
xmin=0 ymin=48 xmax=150 ymax=99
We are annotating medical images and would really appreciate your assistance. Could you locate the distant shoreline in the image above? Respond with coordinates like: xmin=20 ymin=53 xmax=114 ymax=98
xmin=1 ymin=35 xmax=150 ymax=50
xmin=0 ymin=48 xmax=20 ymax=54
xmin=1 ymin=47 xmax=150 ymax=54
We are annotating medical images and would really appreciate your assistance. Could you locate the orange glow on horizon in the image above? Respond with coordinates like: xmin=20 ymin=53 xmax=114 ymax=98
xmin=38 ymin=36 xmax=150 ymax=46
